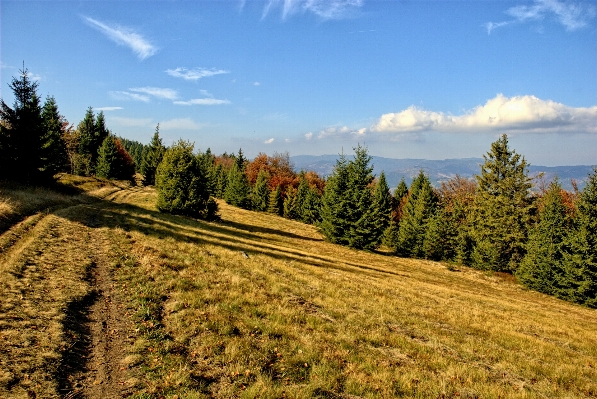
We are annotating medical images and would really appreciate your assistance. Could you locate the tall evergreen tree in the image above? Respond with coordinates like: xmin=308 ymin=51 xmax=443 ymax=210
xmin=562 ymin=168 xmax=597 ymax=307
xmin=371 ymin=172 xmax=393 ymax=245
xmin=0 ymin=67 xmax=44 ymax=182
xmin=320 ymin=153 xmax=351 ymax=245
xmin=396 ymin=171 xmax=437 ymax=257
xmin=517 ymin=178 xmax=570 ymax=297
xmin=268 ymin=185 xmax=284 ymax=216
xmin=301 ymin=187 xmax=322 ymax=224
xmin=469 ymin=134 xmax=533 ymax=272
xmin=40 ymin=96 xmax=68 ymax=177
xmin=140 ymin=125 xmax=166 ymax=185
xmin=224 ymin=162 xmax=251 ymax=209
xmin=283 ymin=186 xmax=298 ymax=219
xmin=76 ymin=107 xmax=96 ymax=175
xmin=252 ymin=169 xmax=270 ymax=212
xmin=92 ymin=111 xmax=109 ymax=166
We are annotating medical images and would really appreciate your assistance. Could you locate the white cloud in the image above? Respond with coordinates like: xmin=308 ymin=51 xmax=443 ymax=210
xmin=111 ymin=117 xmax=153 ymax=127
xmin=305 ymin=132 xmax=313 ymax=140
xmin=109 ymin=91 xmax=150 ymax=102
xmin=262 ymin=0 xmax=363 ymax=20
xmin=130 ymin=87 xmax=178 ymax=100
xmin=84 ymin=16 xmax=157 ymax=60
xmin=96 ymin=107 xmax=123 ymax=111
xmin=253 ymin=81 xmax=261 ymax=86
xmin=370 ymin=94 xmax=597 ymax=135
xmin=173 ymin=98 xmax=231 ymax=106
xmin=166 ymin=67 xmax=229 ymax=81
xmin=486 ymin=0 xmax=596 ymax=34
xmin=264 ymin=138 xmax=275 ymax=144
xmin=159 ymin=118 xmax=203 ymax=130
xmin=317 ymin=125 xmax=366 ymax=139
xmin=199 ymin=89 xmax=213 ymax=97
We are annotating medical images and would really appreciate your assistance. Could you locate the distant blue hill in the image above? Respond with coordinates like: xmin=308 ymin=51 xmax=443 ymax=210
xmin=290 ymin=155 xmax=595 ymax=191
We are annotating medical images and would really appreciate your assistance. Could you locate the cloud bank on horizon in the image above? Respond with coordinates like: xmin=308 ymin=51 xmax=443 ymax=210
xmin=370 ymin=94 xmax=597 ymax=136
xmin=307 ymin=95 xmax=597 ymax=142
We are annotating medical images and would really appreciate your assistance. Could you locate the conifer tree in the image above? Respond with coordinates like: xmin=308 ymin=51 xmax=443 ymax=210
xmin=252 ymin=169 xmax=270 ymax=212
xmin=156 ymin=140 xmax=215 ymax=218
xmin=214 ymin=164 xmax=227 ymax=198
xmin=95 ymin=136 xmax=135 ymax=181
xmin=92 ymin=111 xmax=109 ymax=166
xmin=268 ymin=185 xmax=283 ymax=216
xmin=76 ymin=107 xmax=96 ymax=174
xmin=396 ymin=171 xmax=437 ymax=257
xmin=140 ymin=125 xmax=166 ymax=185
xmin=517 ymin=178 xmax=569 ymax=297
xmin=469 ymin=134 xmax=533 ymax=272
xmin=0 ymin=67 xmax=44 ymax=182
xmin=301 ymin=187 xmax=322 ymax=224
xmin=224 ymin=162 xmax=251 ymax=209
xmin=371 ymin=172 xmax=393 ymax=247
xmin=40 ymin=96 xmax=69 ymax=177
xmin=320 ymin=153 xmax=350 ymax=245
xmin=283 ymin=186 xmax=298 ymax=219
xmin=562 ymin=168 xmax=597 ymax=307
xmin=294 ymin=172 xmax=311 ymax=221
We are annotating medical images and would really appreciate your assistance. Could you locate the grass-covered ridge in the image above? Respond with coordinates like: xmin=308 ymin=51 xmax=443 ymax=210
xmin=1 ymin=177 xmax=596 ymax=398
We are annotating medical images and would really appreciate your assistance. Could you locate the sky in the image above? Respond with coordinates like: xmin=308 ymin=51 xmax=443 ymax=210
xmin=2 ymin=0 xmax=596 ymax=166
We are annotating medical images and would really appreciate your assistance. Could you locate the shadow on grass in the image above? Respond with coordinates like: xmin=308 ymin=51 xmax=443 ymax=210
xmin=70 ymin=200 xmax=410 ymax=280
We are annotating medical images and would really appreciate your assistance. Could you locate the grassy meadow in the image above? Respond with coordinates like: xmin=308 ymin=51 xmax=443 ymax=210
xmin=1 ymin=176 xmax=596 ymax=398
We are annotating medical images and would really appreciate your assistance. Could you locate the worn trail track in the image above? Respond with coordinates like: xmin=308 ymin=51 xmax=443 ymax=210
xmin=0 ymin=199 xmax=134 ymax=398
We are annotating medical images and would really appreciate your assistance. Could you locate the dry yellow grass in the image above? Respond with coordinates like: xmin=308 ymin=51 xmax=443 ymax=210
xmin=1 ymin=177 xmax=596 ymax=398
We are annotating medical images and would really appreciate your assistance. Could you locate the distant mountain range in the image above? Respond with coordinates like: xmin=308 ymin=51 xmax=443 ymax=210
xmin=291 ymin=155 xmax=596 ymax=191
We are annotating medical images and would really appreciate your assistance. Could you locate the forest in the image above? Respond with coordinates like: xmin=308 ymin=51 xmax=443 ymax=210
xmin=1 ymin=68 xmax=596 ymax=309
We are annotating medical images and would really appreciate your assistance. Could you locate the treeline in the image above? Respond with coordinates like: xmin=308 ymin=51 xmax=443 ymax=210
xmin=0 ymin=68 xmax=136 ymax=183
xmin=2 ymin=68 xmax=595 ymax=308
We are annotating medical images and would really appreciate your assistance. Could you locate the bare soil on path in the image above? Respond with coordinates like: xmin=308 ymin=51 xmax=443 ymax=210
xmin=0 ymin=201 xmax=136 ymax=399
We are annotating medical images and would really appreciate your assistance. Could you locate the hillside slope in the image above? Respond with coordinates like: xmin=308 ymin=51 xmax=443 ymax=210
xmin=1 ymin=178 xmax=596 ymax=398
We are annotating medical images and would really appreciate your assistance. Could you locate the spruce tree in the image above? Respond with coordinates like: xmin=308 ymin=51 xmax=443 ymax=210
xmin=95 ymin=136 xmax=135 ymax=181
xmin=283 ymin=186 xmax=298 ymax=219
xmin=320 ymin=153 xmax=350 ymax=245
xmin=156 ymin=140 xmax=214 ymax=218
xmin=141 ymin=125 xmax=166 ymax=185
xmin=0 ymin=67 xmax=44 ymax=182
xmin=562 ymin=168 xmax=597 ymax=307
xmin=302 ymin=187 xmax=321 ymax=224
xmin=396 ymin=171 xmax=437 ymax=257
xmin=469 ymin=134 xmax=533 ymax=272
xmin=214 ymin=164 xmax=227 ymax=198
xmin=371 ymin=172 xmax=393 ymax=247
xmin=268 ymin=185 xmax=283 ymax=216
xmin=95 ymin=136 xmax=119 ymax=179
xmin=517 ymin=178 xmax=569 ymax=297
xmin=252 ymin=169 xmax=270 ymax=212
xmin=76 ymin=107 xmax=96 ymax=175
xmin=224 ymin=162 xmax=251 ymax=209
xmin=92 ymin=111 xmax=109 ymax=167
xmin=40 ymin=96 xmax=68 ymax=177
xmin=294 ymin=172 xmax=311 ymax=222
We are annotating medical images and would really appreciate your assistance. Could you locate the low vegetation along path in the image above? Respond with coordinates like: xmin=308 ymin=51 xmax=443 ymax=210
xmin=2 ymin=180 xmax=597 ymax=398
xmin=0 ymin=193 xmax=138 ymax=398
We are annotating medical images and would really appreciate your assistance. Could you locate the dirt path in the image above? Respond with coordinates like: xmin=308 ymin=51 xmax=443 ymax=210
xmin=0 ymin=202 xmax=135 ymax=398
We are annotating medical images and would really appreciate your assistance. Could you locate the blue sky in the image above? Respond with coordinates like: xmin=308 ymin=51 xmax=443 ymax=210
xmin=2 ymin=0 xmax=596 ymax=166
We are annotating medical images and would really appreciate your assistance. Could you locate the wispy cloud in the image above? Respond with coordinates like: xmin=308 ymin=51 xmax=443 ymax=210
xmin=159 ymin=118 xmax=203 ymax=130
xmin=96 ymin=107 xmax=123 ymax=111
xmin=130 ymin=87 xmax=178 ymax=100
xmin=370 ymin=94 xmax=597 ymax=135
xmin=264 ymin=138 xmax=275 ymax=144
xmin=174 ymin=98 xmax=231 ymax=106
xmin=317 ymin=126 xmax=366 ymax=139
xmin=253 ymin=81 xmax=261 ymax=86
xmin=485 ymin=0 xmax=596 ymax=34
xmin=166 ymin=67 xmax=230 ymax=81
xmin=199 ymin=89 xmax=213 ymax=97
xmin=109 ymin=91 xmax=150 ymax=102
xmin=84 ymin=16 xmax=157 ymax=60
xmin=305 ymin=132 xmax=314 ymax=140
xmin=262 ymin=0 xmax=364 ymax=20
